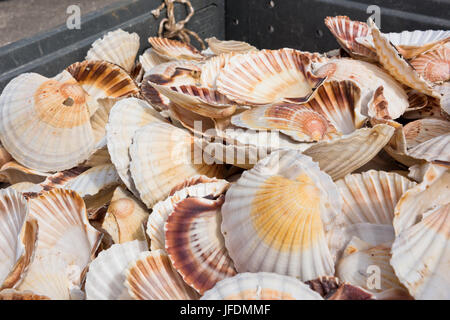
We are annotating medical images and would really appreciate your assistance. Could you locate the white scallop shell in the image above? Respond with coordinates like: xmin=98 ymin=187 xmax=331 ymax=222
xmin=125 ymin=250 xmax=199 ymax=300
xmin=221 ymin=150 xmax=343 ymax=280
xmin=391 ymin=203 xmax=450 ymax=299
xmin=86 ymin=29 xmax=140 ymax=73
xmin=129 ymin=122 xmax=225 ymax=208
xmin=147 ymin=179 xmax=229 ymax=250
xmin=336 ymin=170 xmax=416 ymax=225
xmin=85 ymin=240 xmax=148 ymax=300
xmin=0 ymin=71 xmax=96 ymax=172
xmin=106 ymin=98 xmax=167 ymax=196
xmin=201 ymin=272 xmax=323 ymax=300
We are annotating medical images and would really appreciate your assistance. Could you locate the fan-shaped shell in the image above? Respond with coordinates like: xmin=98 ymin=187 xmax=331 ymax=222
xmin=303 ymin=124 xmax=395 ymax=180
xmin=314 ymin=58 xmax=409 ymax=119
xmin=410 ymin=45 xmax=449 ymax=83
xmin=357 ymin=29 xmax=450 ymax=59
xmin=101 ymin=186 xmax=149 ymax=244
xmin=150 ymin=83 xmax=237 ymax=119
xmin=147 ymin=178 xmax=230 ymax=251
xmin=231 ymin=104 xmax=339 ymax=142
xmin=404 ymin=118 xmax=450 ymax=148
xmin=67 ymin=60 xmax=139 ymax=100
xmin=221 ymin=150 xmax=343 ymax=280
xmin=85 ymin=240 xmax=148 ymax=300
xmin=148 ymin=37 xmax=204 ymax=61
xmin=125 ymin=250 xmax=199 ymax=300
xmin=200 ymin=53 xmax=237 ymax=88
xmin=324 ymin=16 xmax=377 ymax=60
xmin=86 ymin=29 xmax=140 ymax=73
xmin=336 ymin=170 xmax=416 ymax=225
xmin=394 ymin=165 xmax=450 ymax=235
xmin=165 ymin=196 xmax=235 ymax=294
xmin=216 ymin=48 xmax=326 ymax=105
xmin=129 ymin=122 xmax=225 ymax=208
xmin=391 ymin=203 xmax=450 ymax=299
xmin=337 ymin=238 xmax=406 ymax=294
xmin=28 ymin=189 xmax=102 ymax=281
xmin=139 ymin=48 xmax=169 ymax=73
xmin=201 ymin=272 xmax=323 ymax=300
xmin=106 ymin=98 xmax=167 ymax=195
xmin=0 ymin=189 xmax=37 ymax=288
xmin=368 ymin=20 xmax=439 ymax=98
xmin=0 ymin=71 xmax=97 ymax=172
xmin=205 ymin=37 xmax=257 ymax=55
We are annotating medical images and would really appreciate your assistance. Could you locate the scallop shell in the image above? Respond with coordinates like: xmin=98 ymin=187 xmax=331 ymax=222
xmin=125 ymin=250 xmax=199 ymax=300
xmin=67 ymin=60 xmax=139 ymax=100
xmin=150 ymin=83 xmax=237 ymax=118
xmin=393 ymin=165 xmax=450 ymax=235
xmin=28 ymin=189 xmax=102 ymax=279
xmin=216 ymin=48 xmax=326 ymax=105
xmin=205 ymin=37 xmax=257 ymax=55
xmin=85 ymin=240 xmax=148 ymax=300
xmin=168 ymin=175 xmax=221 ymax=195
xmin=324 ymin=16 xmax=377 ymax=60
xmin=86 ymin=29 xmax=140 ymax=73
xmin=403 ymin=95 xmax=445 ymax=120
xmin=231 ymin=104 xmax=339 ymax=142
xmin=201 ymin=272 xmax=323 ymax=300
xmin=303 ymin=124 xmax=395 ymax=180
xmin=391 ymin=203 xmax=450 ymax=299
xmin=148 ymin=37 xmax=204 ymax=61
xmin=168 ymin=103 xmax=216 ymax=136
xmin=368 ymin=20 xmax=439 ymax=98
xmin=200 ymin=53 xmax=237 ymax=89
xmin=336 ymin=238 xmax=407 ymax=294
xmin=337 ymin=223 xmax=395 ymax=255
xmin=101 ymin=186 xmax=149 ymax=244
xmin=106 ymin=98 xmax=167 ymax=195
xmin=0 ymin=71 xmax=97 ymax=172
xmin=357 ymin=29 xmax=450 ymax=59
xmin=0 ymin=289 xmax=50 ymax=300
xmin=147 ymin=178 xmax=230 ymax=251
xmin=16 ymin=250 xmax=72 ymax=300
xmin=129 ymin=122 xmax=225 ymax=208
xmin=165 ymin=196 xmax=236 ymax=294
xmin=221 ymin=150 xmax=343 ymax=280
xmin=0 ymin=161 xmax=49 ymax=185
xmin=139 ymin=48 xmax=169 ymax=73
xmin=314 ymin=58 xmax=409 ymax=119
xmin=0 ymin=189 xmax=37 ymax=288
xmin=375 ymin=118 xmax=450 ymax=165
xmin=336 ymin=170 xmax=416 ymax=225
xmin=404 ymin=118 xmax=450 ymax=148
xmin=410 ymin=45 xmax=449 ymax=83
xmin=231 ymin=80 xmax=365 ymax=139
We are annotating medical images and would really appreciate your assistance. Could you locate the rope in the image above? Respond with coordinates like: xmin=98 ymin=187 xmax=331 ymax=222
xmin=152 ymin=0 xmax=206 ymax=50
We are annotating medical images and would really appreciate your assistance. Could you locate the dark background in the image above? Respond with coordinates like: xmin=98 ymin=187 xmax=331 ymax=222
xmin=0 ymin=0 xmax=449 ymax=90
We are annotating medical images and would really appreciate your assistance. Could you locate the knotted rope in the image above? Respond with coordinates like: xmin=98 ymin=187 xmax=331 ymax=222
xmin=152 ymin=0 xmax=206 ymax=50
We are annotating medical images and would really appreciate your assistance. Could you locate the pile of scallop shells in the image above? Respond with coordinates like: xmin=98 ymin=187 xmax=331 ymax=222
xmin=0 ymin=15 xmax=449 ymax=300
